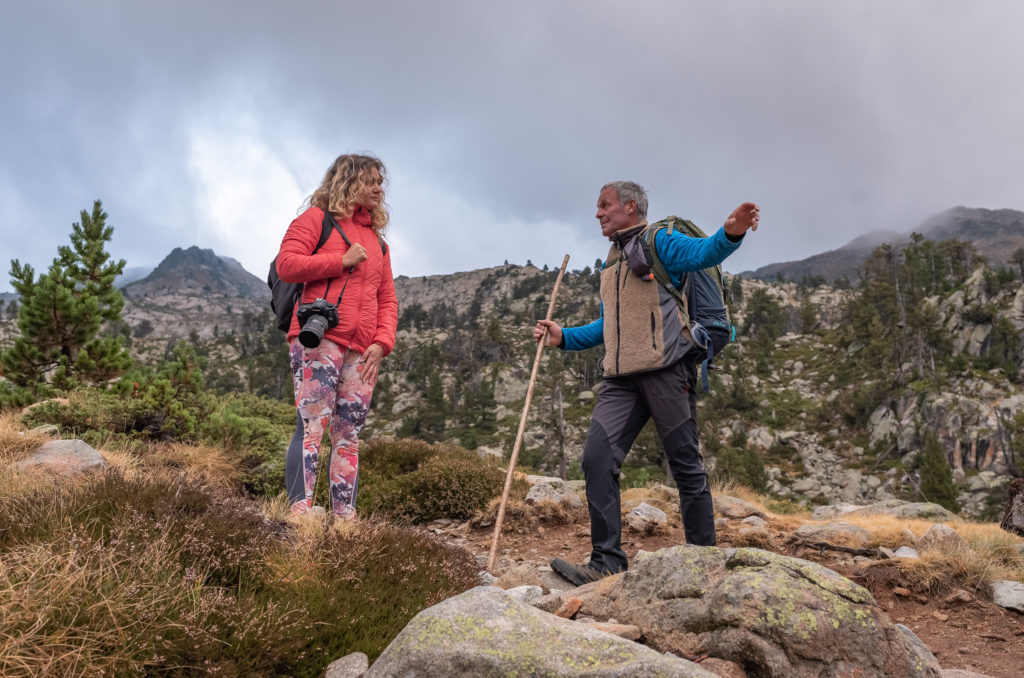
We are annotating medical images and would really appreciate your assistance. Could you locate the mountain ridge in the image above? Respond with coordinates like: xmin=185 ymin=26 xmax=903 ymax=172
xmin=742 ymin=206 xmax=1024 ymax=283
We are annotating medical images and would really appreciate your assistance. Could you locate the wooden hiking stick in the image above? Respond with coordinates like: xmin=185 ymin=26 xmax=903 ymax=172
xmin=487 ymin=254 xmax=570 ymax=571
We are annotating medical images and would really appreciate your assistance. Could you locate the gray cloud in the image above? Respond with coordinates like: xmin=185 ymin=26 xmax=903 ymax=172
xmin=2 ymin=0 xmax=1022 ymax=289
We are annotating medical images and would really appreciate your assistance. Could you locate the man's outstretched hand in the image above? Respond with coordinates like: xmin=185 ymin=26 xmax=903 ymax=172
xmin=533 ymin=319 xmax=563 ymax=347
xmin=724 ymin=202 xmax=760 ymax=237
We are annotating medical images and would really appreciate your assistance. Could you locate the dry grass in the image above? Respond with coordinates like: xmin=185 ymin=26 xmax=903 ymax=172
xmin=261 ymin=491 xmax=293 ymax=523
xmin=711 ymin=479 xmax=777 ymax=514
xmin=621 ymin=485 xmax=680 ymax=517
xmin=471 ymin=496 xmax=584 ymax=533
xmin=709 ymin=483 xmax=1024 ymax=596
xmin=0 ymin=412 xmax=54 ymax=463
xmin=146 ymin=441 xmax=240 ymax=489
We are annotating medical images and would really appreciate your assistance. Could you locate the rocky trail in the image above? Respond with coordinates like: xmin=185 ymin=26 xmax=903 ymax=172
xmin=417 ymin=498 xmax=1024 ymax=678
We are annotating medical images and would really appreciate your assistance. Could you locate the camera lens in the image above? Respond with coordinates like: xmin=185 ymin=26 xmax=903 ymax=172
xmin=299 ymin=313 xmax=330 ymax=348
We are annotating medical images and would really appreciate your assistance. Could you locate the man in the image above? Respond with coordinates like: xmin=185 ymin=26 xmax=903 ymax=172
xmin=533 ymin=181 xmax=759 ymax=585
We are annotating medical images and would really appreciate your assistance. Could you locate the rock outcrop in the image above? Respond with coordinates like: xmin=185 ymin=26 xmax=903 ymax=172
xmin=574 ymin=546 xmax=941 ymax=678
xmin=365 ymin=586 xmax=717 ymax=677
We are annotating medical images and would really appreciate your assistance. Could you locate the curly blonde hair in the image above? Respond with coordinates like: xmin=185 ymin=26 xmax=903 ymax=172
xmin=307 ymin=154 xmax=390 ymax=235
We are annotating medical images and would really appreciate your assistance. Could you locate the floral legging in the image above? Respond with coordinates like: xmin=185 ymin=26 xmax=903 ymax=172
xmin=287 ymin=338 xmax=374 ymax=517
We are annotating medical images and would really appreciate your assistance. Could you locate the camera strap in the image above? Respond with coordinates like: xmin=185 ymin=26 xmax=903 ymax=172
xmin=307 ymin=211 xmax=356 ymax=303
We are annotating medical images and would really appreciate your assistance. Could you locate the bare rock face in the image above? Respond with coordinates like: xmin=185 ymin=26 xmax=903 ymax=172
xmin=1000 ymin=477 xmax=1024 ymax=537
xmin=15 ymin=439 xmax=108 ymax=476
xmin=365 ymin=586 xmax=717 ymax=677
xmin=577 ymin=546 xmax=942 ymax=678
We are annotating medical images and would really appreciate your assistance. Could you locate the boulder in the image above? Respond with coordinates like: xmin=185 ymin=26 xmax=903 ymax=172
xmin=325 ymin=652 xmax=369 ymax=678
xmin=577 ymin=546 xmax=941 ymax=677
xmin=990 ymin=579 xmax=1024 ymax=613
xmin=999 ymin=477 xmax=1024 ymax=537
xmin=846 ymin=499 xmax=961 ymax=523
xmin=714 ymin=495 xmax=766 ymax=519
xmin=526 ymin=478 xmax=583 ymax=508
xmin=365 ymin=586 xmax=717 ymax=677
xmin=625 ymin=502 xmax=668 ymax=533
xmin=792 ymin=522 xmax=872 ymax=547
xmin=811 ymin=502 xmax=863 ymax=520
xmin=917 ymin=523 xmax=966 ymax=552
xmin=15 ymin=439 xmax=108 ymax=476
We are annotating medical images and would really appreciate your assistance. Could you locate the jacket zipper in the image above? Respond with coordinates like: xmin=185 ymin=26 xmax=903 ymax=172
xmin=615 ymin=257 xmax=622 ymax=375
xmin=650 ymin=311 xmax=657 ymax=350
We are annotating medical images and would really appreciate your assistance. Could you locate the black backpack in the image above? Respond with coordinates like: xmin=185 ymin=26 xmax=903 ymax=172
xmin=643 ymin=216 xmax=734 ymax=391
xmin=267 ymin=212 xmax=387 ymax=332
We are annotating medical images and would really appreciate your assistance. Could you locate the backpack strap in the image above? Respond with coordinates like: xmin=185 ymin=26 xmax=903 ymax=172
xmin=322 ymin=211 xmax=389 ymax=256
xmin=643 ymin=224 xmax=691 ymax=325
xmin=322 ymin=211 xmax=352 ymax=247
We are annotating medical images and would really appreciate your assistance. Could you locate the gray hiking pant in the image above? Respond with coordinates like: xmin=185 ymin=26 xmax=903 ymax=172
xmin=583 ymin=356 xmax=715 ymax=574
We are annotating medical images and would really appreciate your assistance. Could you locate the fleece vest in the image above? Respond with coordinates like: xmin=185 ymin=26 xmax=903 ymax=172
xmin=600 ymin=224 xmax=695 ymax=377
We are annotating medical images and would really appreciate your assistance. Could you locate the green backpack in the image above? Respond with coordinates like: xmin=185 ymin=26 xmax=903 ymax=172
xmin=642 ymin=216 xmax=735 ymax=391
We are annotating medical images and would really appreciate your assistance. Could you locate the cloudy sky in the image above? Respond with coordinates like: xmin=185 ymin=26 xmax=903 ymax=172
xmin=2 ymin=1 xmax=1022 ymax=291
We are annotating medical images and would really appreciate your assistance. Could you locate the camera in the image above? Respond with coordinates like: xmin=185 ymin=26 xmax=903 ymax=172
xmin=296 ymin=298 xmax=339 ymax=348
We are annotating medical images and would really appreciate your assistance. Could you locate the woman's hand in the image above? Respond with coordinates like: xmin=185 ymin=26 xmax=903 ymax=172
xmin=342 ymin=243 xmax=368 ymax=269
xmin=358 ymin=343 xmax=385 ymax=384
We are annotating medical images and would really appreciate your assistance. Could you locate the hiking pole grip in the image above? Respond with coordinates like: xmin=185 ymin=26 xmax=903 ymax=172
xmin=487 ymin=254 xmax=570 ymax=572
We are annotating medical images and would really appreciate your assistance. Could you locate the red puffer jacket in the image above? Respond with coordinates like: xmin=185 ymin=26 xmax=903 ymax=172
xmin=275 ymin=206 xmax=398 ymax=356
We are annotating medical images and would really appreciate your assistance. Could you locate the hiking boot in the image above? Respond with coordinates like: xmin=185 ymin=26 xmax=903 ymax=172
xmin=550 ymin=558 xmax=616 ymax=586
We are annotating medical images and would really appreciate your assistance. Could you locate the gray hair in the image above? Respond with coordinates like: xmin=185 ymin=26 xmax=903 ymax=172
xmin=601 ymin=181 xmax=648 ymax=219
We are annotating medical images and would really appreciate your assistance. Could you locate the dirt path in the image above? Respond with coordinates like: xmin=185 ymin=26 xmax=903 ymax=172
xmin=449 ymin=520 xmax=1024 ymax=678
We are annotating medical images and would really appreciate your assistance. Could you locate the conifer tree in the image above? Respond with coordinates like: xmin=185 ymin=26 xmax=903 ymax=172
xmin=917 ymin=431 xmax=961 ymax=513
xmin=0 ymin=201 xmax=131 ymax=394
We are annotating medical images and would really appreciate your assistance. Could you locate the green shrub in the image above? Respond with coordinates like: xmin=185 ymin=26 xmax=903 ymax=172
xmin=363 ymin=455 xmax=507 ymax=522
xmin=711 ymin=444 xmax=769 ymax=494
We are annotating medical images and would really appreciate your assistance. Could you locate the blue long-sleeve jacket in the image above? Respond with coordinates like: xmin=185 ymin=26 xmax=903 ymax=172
xmin=562 ymin=225 xmax=741 ymax=351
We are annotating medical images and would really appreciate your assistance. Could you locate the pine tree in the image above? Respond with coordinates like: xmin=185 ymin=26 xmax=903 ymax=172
xmin=917 ymin=431 xmax=961 ymax=513
xmin=1 ymin=201 xmax=131 ymax=394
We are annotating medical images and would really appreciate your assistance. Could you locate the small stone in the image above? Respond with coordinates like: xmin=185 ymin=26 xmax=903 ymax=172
xmin=893 ymin=586 xmax=912 ymax=597
xmin=554 ymin=597 xmax=583 ymax=619
xmin=505 ymin=585 xmax=543 ymax=605
xmin=942 ymin=589 xmax=973 ymax=605
xmin=585 ymin=621 xmax=642 ymax=641
xmin=893 ymin=546 xmax=919 ymax=559
xmin=931 ymin=611 xmax=949 ymax=621
xmin=915 ymin=594 xmax=929 ymax=605
xmin=324 ymin=651 xmax=369 ymax=678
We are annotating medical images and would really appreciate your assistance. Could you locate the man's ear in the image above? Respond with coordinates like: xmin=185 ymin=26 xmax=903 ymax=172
xmin=624 ymin=199 xmax=637 ymax=215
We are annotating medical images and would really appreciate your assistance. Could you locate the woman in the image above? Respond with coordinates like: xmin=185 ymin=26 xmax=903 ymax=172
xmin=275 ymin=154 xmax=398 ymax=518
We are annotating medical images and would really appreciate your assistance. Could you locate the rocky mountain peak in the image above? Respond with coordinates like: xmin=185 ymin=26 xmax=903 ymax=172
xmin=124 ymin=246 xmax=268 ymax=299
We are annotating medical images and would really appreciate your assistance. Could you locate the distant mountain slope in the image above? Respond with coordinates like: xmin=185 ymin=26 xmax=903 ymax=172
xmin=743 ymin=207 xmax=1024 ymax=283
xmin=123 ymin=246 xmax=268 ymax=299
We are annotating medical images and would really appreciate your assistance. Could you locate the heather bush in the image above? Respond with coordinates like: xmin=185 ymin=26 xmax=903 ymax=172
xmin=359 ymin=438 xmax=511 ymax=522
xmin=0 ymin=467 xmax=478 ymax=676
xmin=266 ymin=520 xmax=478 ymax=674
